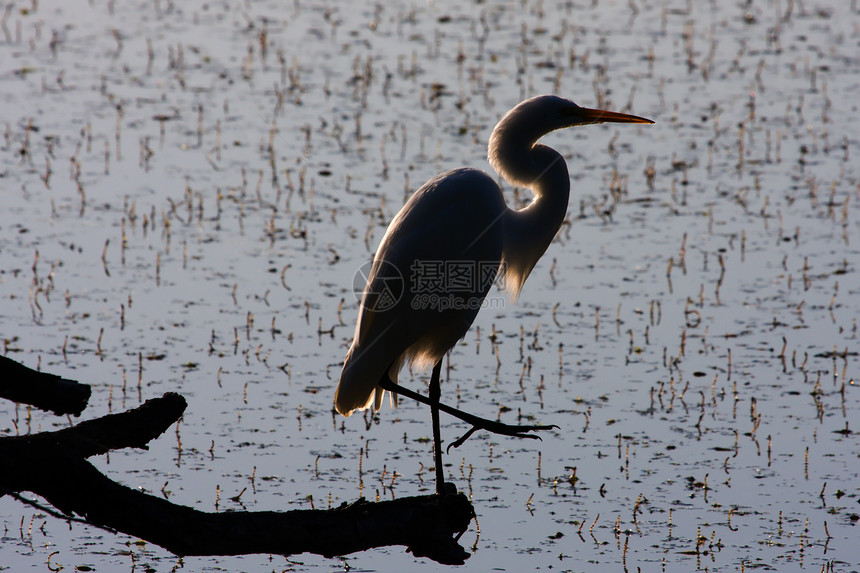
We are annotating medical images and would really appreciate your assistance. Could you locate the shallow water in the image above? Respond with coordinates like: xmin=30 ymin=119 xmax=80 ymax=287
xmin=1 ymin=0 xmax=858 ymax=571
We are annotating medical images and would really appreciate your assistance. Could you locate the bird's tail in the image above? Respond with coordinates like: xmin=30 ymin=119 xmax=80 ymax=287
xmin=334 ymin=346 xmax=400 ymax=417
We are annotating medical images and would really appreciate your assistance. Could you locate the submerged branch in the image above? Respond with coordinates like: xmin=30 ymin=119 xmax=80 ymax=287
xmin=0 ymin=355 xmax=91 ymax=416
xmin=0 ymin=359 xmax=474 ymax=565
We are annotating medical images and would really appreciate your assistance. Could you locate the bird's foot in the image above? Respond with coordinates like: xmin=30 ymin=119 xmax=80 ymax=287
xmin=447 ymin=422 xmax=558 ymax=452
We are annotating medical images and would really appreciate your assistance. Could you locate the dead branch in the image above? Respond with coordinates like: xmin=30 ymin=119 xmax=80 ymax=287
xmin=0 ymin=355 xmax=90 ymax=416
xmin=6 ymin=391 xmax=188 ymax=458
xmin=0 ymin=361 xmax=474 ymax=565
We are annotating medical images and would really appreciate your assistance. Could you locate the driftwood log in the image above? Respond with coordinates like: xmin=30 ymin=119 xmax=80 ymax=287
xmin=0 ymin=359 xmax=475 ymax=565
xmin=0 ymin=355 xmax=91 ymax=416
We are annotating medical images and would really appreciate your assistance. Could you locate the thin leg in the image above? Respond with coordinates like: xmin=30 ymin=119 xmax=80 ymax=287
xmin=429 ymin=360 xmax=445 ymax=494
xmin=378 ymin=371 xmax=557 ymax=443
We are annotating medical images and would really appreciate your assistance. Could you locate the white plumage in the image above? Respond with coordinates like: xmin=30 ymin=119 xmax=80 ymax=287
xmin=335 ymin=95 xmax=652 ymax=422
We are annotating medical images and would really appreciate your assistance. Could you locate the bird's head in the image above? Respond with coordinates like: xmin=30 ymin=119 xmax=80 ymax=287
xmin=488 ymin=95 xmax=653 ymax=187
xmin=512 ymin=95 xmax=654 ymax=132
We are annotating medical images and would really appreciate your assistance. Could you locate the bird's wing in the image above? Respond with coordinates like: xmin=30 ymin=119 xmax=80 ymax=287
xmin=336 ymin=168 xmax=506 ymax=416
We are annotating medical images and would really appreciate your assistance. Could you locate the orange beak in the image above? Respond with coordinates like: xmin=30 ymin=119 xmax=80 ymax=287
xmin=566 ymin=106 xmax=654 ymax=125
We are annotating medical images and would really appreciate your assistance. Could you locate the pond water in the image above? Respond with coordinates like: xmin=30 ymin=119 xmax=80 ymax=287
xmin=1 ymin=0 xmax=858 ymax=571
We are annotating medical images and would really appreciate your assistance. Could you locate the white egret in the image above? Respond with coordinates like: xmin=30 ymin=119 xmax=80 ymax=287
xmin=335 ymin=95 xmax=653 ymax=493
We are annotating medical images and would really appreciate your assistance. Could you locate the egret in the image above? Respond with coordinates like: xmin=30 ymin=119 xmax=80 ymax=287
xmin=335 ymin=95 xmax=653 ymax=494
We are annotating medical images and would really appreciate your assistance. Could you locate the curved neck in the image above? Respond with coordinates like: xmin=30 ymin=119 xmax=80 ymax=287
xmin=503 ymin=143 xmax=570 ymax=239
xmin=494 ymin=141 xmax=571 ymax=298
